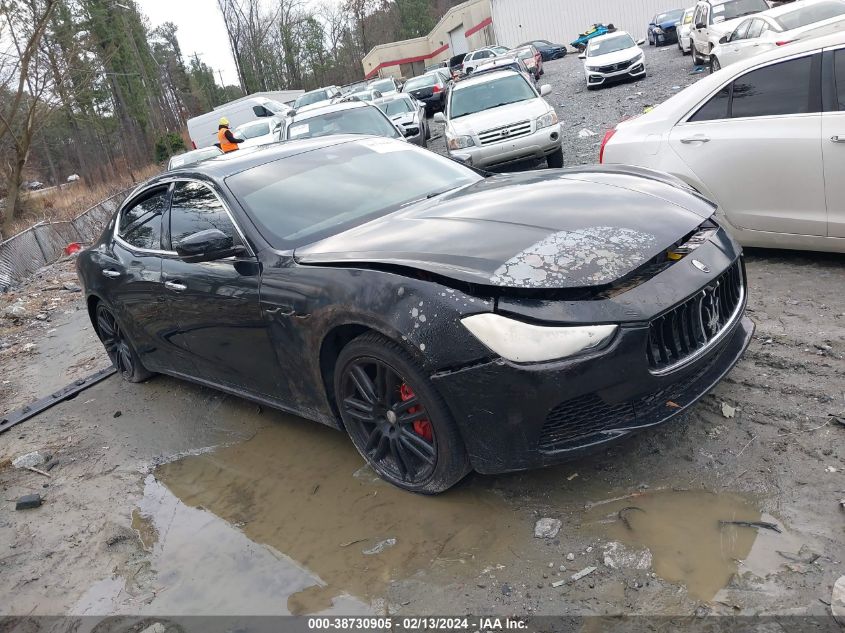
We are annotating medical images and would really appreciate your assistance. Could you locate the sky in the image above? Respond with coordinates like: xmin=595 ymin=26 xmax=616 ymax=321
xmin=137 ymin=0 xmax=240 ymax=86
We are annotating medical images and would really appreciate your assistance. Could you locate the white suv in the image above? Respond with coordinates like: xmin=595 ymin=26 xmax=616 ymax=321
xmin=434 ymin=69 xmax=563 ymax=169
xmin=691 ymin=0 xmax=770 ymax=66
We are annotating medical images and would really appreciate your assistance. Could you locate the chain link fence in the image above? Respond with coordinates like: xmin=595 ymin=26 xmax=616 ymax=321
xmin=0 ymin=189 xmax=132 ymax=292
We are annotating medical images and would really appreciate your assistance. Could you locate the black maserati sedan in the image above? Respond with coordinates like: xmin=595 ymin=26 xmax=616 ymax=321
xmin=77 ymin=136 xmax=753 ymax=493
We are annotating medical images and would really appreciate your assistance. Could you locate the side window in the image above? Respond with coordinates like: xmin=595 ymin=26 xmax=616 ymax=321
xmin=169 ymin=181 xmax=242 ymax=247
xmin=732 ymin=20 xmax=751 ymax=41
xmin=118 ymin=189 xmax=166 ymax=250
xmin=731 ymin=55 xmax=814 ymax=118
xmin=693 ymin=6 xmax=702 ymax=25
xmin=746 ymin=19 xmax=764 ymax=39
xmin=690 ymin=85 xmax=731 ymax=122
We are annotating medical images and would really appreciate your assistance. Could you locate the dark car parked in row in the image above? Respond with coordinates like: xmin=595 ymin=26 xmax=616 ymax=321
xmin=401 ymin=72 xmax=448 ymax=114
xmin=519 ymin=39 xmax=568 ymax=60
xmin=78 ymin=136 xmax=752 ymax=493
xmin=648 ymin=8 xmax=685 ymax=45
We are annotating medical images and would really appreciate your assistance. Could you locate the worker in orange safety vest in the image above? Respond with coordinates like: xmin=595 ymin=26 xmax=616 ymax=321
xmin=216 ymin=117 xmax=241 ymax=153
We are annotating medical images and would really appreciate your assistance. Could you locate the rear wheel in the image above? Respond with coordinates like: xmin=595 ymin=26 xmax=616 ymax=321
xmin=95 ymin=304 xmax=152 ymax=383
xmin=335 ymin=333 xmax=470 ymax=494
xmin=547 ymin=147 xmax=564 ymax=168
xmin=710 ymin=56 xmax=721 ymax=73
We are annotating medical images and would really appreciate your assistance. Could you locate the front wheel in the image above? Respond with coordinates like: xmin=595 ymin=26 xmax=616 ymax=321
xmin=546 ymin=147 xmax=564 ymax=168
xmin=692 ymin=45 xmax=703 ymax=66
xmin=710 ymin=56 xmax=721 ymax=73
xmin=95 ymin=304 xmax=153 ymax=383
xmin=335 ymin=332 xmax=471 ymax=494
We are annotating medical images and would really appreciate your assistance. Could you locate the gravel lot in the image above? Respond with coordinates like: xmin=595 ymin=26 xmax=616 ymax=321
xmin=427 ymin=43 xmax=705 ymax=168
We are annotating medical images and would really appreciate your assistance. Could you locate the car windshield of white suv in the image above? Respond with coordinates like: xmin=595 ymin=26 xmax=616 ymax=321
xmin=775 ymin=0 xmax=845 ymax=30
xmin=237 ymin=121 xmax=270 ymax=139
xmin=286 ymin=107 xmax=400 ymax=140
xmin=226 ymin=140 xmax=481 ymax=248
xmin=370 ymin=79 xmax=395 ymax=93
xmin=404 ymin=75 xmax=437 ymax=91
xmin=378 ymin=97 xmax=415 ymax=116
xmin=588 ymin=34 xmax=636 ymax=56
xmin=449 ymin=74 xmax=536 ymax=118
xmin=296 ymin=90 xmax=331 ymax=107
xmin=712 ymin=0 xmax=769 ymax=23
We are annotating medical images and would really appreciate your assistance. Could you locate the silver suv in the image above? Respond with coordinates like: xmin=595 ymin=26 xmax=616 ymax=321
xmin=434 ymin=69 xmax=562 ymax=169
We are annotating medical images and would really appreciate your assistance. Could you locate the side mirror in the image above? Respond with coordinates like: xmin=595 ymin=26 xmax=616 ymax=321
xmin=433 ymin=112 xmax=447 ymax=123
xmin=695 ymin=20 xmax=706 ymax=29
xmin=719 ymin=34 xmax=729 ymax=44
xmin=578 ymin=53 xmax=587 ymax=60
xmin=175 ymin=229 xmax=245 ymax=263
xmin=539 ymin=84 xmax=552 ymax=96
xmin=636 ymin=38 xmax=646 ymax=46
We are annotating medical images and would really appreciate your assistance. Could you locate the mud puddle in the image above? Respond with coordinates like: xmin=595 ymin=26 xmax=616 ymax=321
xmin=584 ymin=489 xmax=803 ymax=602
xmin=153 ymin=419 xmax=525 ymax=614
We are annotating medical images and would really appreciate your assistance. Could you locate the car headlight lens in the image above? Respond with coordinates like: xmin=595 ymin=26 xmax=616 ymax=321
xmin=586 ymin=65 xmax=599 ymax=71
xmin=461 ymin=313 xmax=618 ymax=363
xmin=654 ymin=27 xmax=664 ymax=34
xmin=447 ymin=134 xmax=475 ymax=150
xmin=536 ymin=110 xmax=558 ymax=130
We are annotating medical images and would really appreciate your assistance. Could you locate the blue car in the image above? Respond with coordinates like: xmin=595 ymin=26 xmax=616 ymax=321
xmin=648 ymin=8 xmax=685 ymax=46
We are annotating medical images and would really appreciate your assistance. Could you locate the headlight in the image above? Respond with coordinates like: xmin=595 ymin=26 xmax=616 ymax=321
xmin=654 ymin=27 xmax=664 ymax=34
xmin=536 ymin=110 xmax=558 ymax=130
xmin=461 ymin=313 xmax=618 ymax=363
xmin=447 ymin=134 xmax=475 ymax=150
xmin=586 ymin=65 xmax=600 ymax=72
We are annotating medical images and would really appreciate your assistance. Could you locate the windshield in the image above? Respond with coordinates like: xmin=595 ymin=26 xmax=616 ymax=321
xmin=226 ymin=139 xmax=480 ymax=248
xmin=404 ymin=74 xmax=437 ymax=90
xmin=775 ymin=0 xmax=845 ymax=29
xmin=587 ymin=33 xmax=636 ymax=56
xmin=378 ymin=97 xmax=415 ymax=116
xmin=237 ymin=121 xmax=271 ymax=139
xmin=713 ymin=0 xmax=769 ymax=23
xmin=683 ymin=9 xmax=694 ymax=23
xmin=295 ymin=90 xmax=331 ymax=107
xmin=169 ymin=148 xmax=219 ymax=168
xmin=514 ymin=48 xmax=533 ymax=59
xmin=264 ymin=99 xmax=287 ymax=112
xmin=285 ymin=107 xmax=400 ymax=141
xmin=350 ymin=91 xmax=374 ymax=101
xmin=656 ymin=9 xmax=684 ymax=23
xmin=449 ymin=73 xmax=536 ymax=118
xmin=370 ymin=79 xmax=395 ymax=93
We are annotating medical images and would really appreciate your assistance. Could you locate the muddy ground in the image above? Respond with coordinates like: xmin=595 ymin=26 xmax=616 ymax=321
xmin=1 ymin=48 xmax=845 ymax=621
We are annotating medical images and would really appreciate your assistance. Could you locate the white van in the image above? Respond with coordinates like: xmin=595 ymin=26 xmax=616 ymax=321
xmin=187 ymin=97 xmax=292 ymax=149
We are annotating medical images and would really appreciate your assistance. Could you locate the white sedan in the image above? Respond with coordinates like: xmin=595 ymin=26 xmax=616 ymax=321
xmin=233 ymin=117 xmax=284 ymax=148
xmin=600 ymin=32 xmax=845 ymax=253
xmin=580 ymin=31 xmax=646 ymax=89
xmin=709 ymin=0 xmax=845 ymax=71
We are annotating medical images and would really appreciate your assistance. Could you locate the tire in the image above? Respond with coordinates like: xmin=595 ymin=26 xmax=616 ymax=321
xmin=546 ymin=147 xmax=564 ymax=169
xmin=94 ymin=303 xmax=153 ymax=383
xmin=710 ymin=56 xmax=720 ymax=73
xmin=649 ymin=33 xmax=655 ymax=45
xmin=334 ymin=332 xmax=471 ymax=494
xmin=692 ymin=45 xmax=702 ymax=66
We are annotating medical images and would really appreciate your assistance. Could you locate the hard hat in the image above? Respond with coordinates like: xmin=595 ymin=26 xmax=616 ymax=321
xmin=219 ymin=117 xmax=229 ymax=126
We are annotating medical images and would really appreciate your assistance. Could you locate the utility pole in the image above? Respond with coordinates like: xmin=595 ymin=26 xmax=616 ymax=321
xmin=218 ymin=69 xmax=225 ymax=88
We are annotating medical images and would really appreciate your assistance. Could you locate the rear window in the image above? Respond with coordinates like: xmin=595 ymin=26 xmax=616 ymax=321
xmin=370 ymin=79 xmax=395 ymax=93
xmin=404 ymin=75 xmax=437 ymax=90
xmin=774 ymin=0 xmax=845 ymax=30
xmin=225 ymin=140 xmax=481 ymax=248
xmin=285 ymin=107 xmax=401 ymax=141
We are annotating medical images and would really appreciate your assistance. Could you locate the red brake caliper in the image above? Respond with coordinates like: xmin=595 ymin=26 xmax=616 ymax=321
xmin=400 ymin=383 xmax=432 ymax=442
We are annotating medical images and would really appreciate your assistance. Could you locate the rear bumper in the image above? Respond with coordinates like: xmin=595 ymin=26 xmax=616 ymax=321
xmin=416 ymin=94 xmax=445 ymax=112
xmin=450 ymin=124 xmax=562 ymax=168
xmin=432 ymin=296 xmax=753 ymax=475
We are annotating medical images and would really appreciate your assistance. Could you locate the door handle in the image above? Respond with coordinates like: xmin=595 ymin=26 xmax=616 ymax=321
xmin=830 ymin=135 xmax=845 ymax=143
xmin=102 ymin=269 xmax=120 ymax=278
xmin=680 ymin=135 xmax=710 ymax=144
xmin=164 ymin=280 xmax=187 ymax=292
xmin=264 ymin=305 xmax=295 ymax=316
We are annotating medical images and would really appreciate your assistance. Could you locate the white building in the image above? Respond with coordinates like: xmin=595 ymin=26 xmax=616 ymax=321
xmin=491 ymin=0 xmax=686 ymax=48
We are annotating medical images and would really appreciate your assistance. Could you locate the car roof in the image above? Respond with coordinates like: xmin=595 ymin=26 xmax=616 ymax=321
xmin=590 ymin=30 xmax=633 ymax=44
xmin=452 ymin=68 xmax=524 ymax=90
xmin=765 ymin=0 xmax=838 ymax=17
xmin=291 ymin=100 xmax=369 ymax=120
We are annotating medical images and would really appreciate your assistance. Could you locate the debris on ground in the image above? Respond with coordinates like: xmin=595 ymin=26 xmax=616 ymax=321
xmin=566 ymin=552 xmax=575 ymax=561
xmin=602 ymin=541 xmax=653 ymax=570
xmin=571 ymin=566 xmax=597 ymax=581
xmin=721 ymin=402 xmax=737 ymax=418
xmin=550 ymin=579 xmax=566 ymax=588
xmin=13 ymin=451 xmax=46 ymax=469
xmin=15 ymin=494 xmax=43 ymax=510
xmin=719 ymin=520 xmax=782 ymax=533
xmin=618 ymin=505 xmax=645 ymax=530
xmin=534 ymin=518 xmax=562 ymax=539
xmin=62 ymin=282 xmax=81 ymax=292
xmin=577 ymin=128 xmax=597 ymax=138
xmin=362 ymin=538 xmax=396 ymax=555
xmin=3 ymin=303 xmax=27 ymax=319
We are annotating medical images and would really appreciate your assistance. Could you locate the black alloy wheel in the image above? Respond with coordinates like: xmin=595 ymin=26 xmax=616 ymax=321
xmin=95 ymin=304 xmax=152 ymax=383
xmin=335 ymin=332 xmax=470 ymax=493
xmin=710 ymin=56 xmax=720 ymax=73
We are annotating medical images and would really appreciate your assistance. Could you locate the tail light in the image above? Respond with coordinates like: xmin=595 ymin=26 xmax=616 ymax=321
xmin=432 ymin=85 xmax=441 ymax=93
xmin=599 ymin=128 xmax=617 ymax=164
xmin=775 ymin=40 xmax=794 ymax=46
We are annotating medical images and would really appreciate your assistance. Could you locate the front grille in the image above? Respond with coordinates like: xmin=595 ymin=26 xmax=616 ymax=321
xmin=478 ymin=120 xmax=532 ymax=146
xmin=646 ymin=261 xmax=743 ymax=373
xmin=539 ymin=394 xmax=635 ymax=451
xmin=597 ymin=59 xmax=634 ymax=73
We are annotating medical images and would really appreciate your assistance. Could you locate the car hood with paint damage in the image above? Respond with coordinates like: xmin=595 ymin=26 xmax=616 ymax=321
xmin=294 ymin=167 xmax=717 ymax=289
